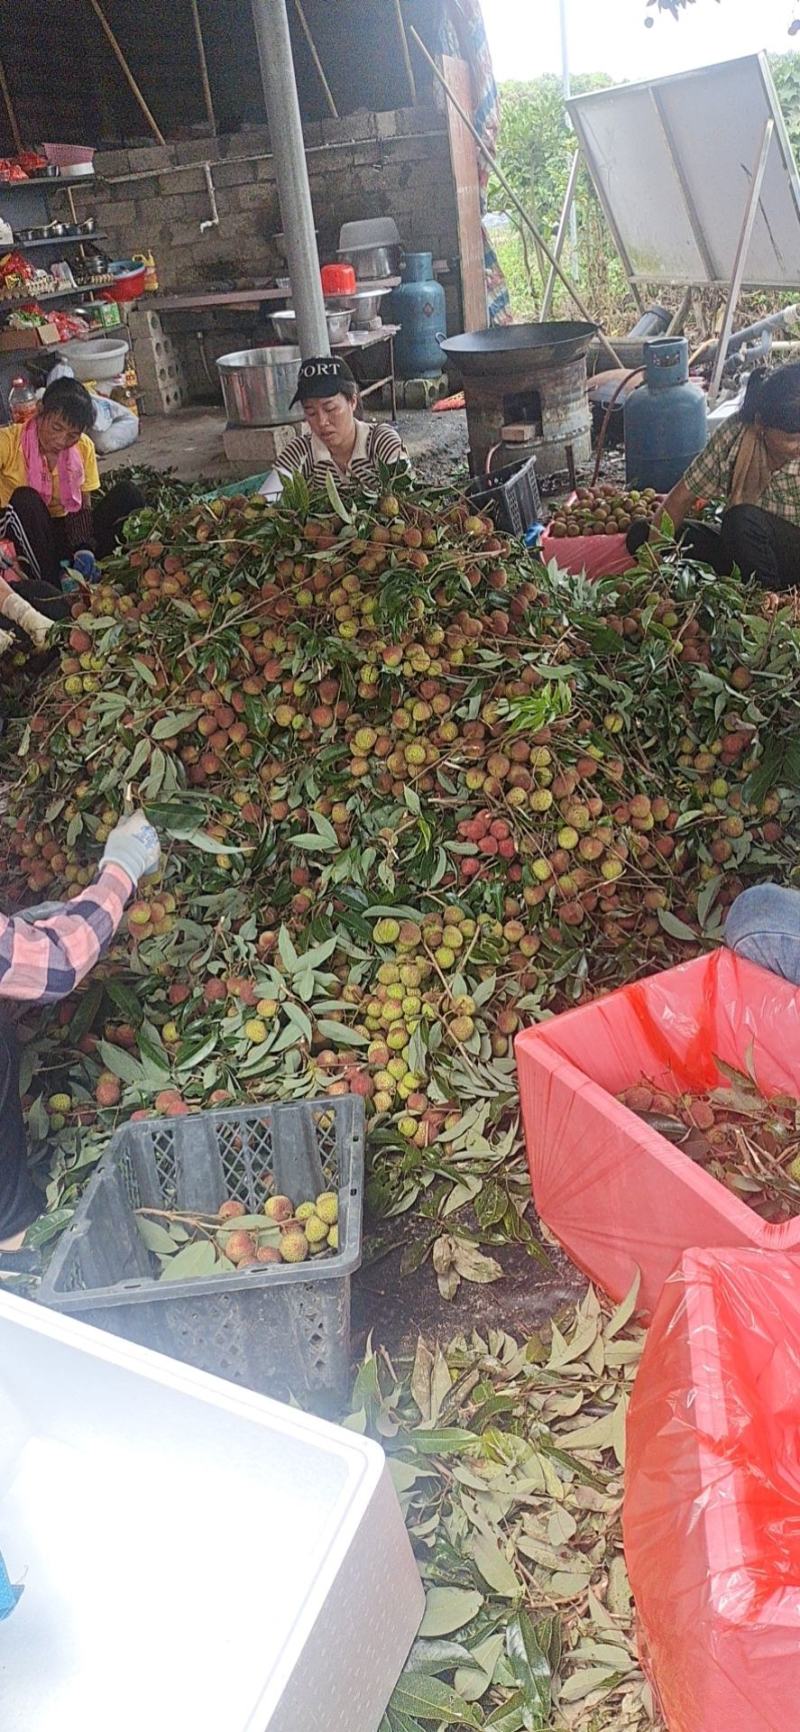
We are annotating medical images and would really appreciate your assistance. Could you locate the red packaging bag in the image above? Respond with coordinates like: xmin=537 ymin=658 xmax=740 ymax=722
xmin=624 ymin=1246 xmax=800 ymax=1732
xmin=540 ymin=525 xmax=635 ymax=580
xmin=540 ymin=494 xmax=636 ymax=580
xmin=515 ymin=948 xmax=800 ymax=1315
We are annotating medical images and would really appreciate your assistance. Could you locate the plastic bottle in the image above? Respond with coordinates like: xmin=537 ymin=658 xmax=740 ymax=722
xmin=8 ymin=377 xmax=38 ymax=425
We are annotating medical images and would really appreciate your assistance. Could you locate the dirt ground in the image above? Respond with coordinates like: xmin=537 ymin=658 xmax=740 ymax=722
xmin=102 ymin=402 xmax=470 ymax=489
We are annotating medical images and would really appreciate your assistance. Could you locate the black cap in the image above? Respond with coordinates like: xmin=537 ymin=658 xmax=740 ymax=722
xmin=290 ymin=354 xmax=356 ymax=406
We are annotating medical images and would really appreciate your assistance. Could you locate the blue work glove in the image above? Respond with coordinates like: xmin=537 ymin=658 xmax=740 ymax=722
xmin=73 ymin=549 xmax=102 ymax=584
xmin=100 ymin=810 xmax=161 ymax=884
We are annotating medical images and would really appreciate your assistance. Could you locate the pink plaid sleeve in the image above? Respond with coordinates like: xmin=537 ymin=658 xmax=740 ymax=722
xmin=0 ymin=865 xmax=133 ymax=1003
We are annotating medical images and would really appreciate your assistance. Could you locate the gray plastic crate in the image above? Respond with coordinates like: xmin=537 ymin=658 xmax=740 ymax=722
xmin=39 ymin=1097 xmax=364 ymax=1401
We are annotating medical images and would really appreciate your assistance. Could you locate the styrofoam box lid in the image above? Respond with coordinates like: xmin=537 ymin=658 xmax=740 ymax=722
xmin=338 ymin=217 xmax=400 ymax=250
xmin=0 ymin=1294 xmax=423 ymax=1732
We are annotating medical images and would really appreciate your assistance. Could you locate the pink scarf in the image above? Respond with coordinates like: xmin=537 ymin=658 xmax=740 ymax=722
xmin=22 ymin=416 xmax=84 ymax=514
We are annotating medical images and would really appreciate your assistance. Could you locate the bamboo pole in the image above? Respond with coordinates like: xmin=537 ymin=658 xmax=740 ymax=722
xmin=409 ymin=26 xmax=623 ymax=367
xmin=0 ymin=54 xmax=23 ymax=154
xmin=84 ymin=0 xmax=166 ymax=146
xmin=393 ymin=0 xmax=417 ymax=106
xmin=190 ymin=0 xmax=218 ymax=136
xmin=292 ymin=0 xmax=338 ymax=120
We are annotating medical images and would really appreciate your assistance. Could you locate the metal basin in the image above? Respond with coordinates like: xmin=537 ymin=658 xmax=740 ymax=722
xmin=440 ymin=321 xmax=598 ymax=378
xmin=337 ymin=243 xmax=401 ymax=280
xmin=216 ymin=345 xmax=302 ymax=427
xmin=269 ymin=308 xmax=352 ymax=344
xmin=325 ymin=287 xmax=393 ymax=329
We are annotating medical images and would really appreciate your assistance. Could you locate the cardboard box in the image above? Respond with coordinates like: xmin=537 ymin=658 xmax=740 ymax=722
xmin=0 ymin=320 xmax=62 ymax=352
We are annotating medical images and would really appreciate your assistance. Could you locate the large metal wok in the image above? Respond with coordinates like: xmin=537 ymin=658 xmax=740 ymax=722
xmin=439 ymin=320 xmax=597 ymax=378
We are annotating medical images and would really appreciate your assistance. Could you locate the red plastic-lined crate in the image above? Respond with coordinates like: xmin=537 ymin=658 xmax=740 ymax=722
xmin=624 ymin=1246 xmax=800 ymax=1732
xmin=515 ymin=949 xmax=800 ymax=1316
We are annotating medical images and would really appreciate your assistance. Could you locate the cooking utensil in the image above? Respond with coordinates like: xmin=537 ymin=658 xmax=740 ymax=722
xmin=337 ymin=243 xmax=400 ymax=280
xmin=439 ymin=320 xmax=598 ymax=378
xmin=338 ymin=217 xmax=400 ymax=250
xmin=270 ymin=307 xmax=353 ymax=344
xmin=321 ymin=262 xmax=356 ymax=296
xmin=217 ymin=346 xmax=304 ymax=427
xmin=325 ymin=286 xmax=393 ymax=329
xmin=46 ymin=222 xmax=70 ymax=238
xmin=77 ymin=217 xmax=97 ymax=236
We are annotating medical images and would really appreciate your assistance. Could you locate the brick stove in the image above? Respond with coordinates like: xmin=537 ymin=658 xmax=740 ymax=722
xmin=440 ymin=321 xmax=595 ymax=480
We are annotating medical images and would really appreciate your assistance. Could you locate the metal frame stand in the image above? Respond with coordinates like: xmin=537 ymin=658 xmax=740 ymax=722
xmin=708 ymin=118 xmax=774 ymax=407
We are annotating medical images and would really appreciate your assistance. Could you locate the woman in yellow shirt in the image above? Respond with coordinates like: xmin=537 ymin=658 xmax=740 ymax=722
xmin=0 ymin=377 xmax=142 ymax=590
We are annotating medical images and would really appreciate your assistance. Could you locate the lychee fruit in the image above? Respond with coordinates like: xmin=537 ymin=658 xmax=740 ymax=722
xmin=264 ymin=1195 xmax=293 ymax=1222
xmin=315 ymin=1191 xmax=338 ymax=1225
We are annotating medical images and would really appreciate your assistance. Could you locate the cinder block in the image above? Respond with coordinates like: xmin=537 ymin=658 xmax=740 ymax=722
xmin=212 ymin=159 xmax=258 ymax=189
xmin=157 ymin=167 xmax=206 ymax=197
xmin=129 ymin=145 xmax=174 ymax=172
xmin=222 ymin=422 xmax=300 ymax=469
xmin=174 ymin=139 xmax=218 ymax=165
xmin=317 ymin=111 xmax=376 ymax=145
xmin=94 ymin=148 xmax=130 ymax=175
xmin=376 ymin=111 xmax=398 ymax=140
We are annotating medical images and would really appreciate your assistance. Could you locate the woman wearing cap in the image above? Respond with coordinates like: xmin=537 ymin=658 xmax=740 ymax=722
xmin=260 ymin=355 xmax=409 ymax=498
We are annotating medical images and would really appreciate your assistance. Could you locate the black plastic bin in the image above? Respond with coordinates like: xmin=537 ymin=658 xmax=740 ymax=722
xmin=466 ymin=454 xmax=542 ymax=536
xmin=39 ymin=1097 xmax=364 ymax=1401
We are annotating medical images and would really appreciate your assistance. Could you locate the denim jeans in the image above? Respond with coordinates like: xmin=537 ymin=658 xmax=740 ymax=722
xmin=725 ymin=885 xmax=800 ymax=985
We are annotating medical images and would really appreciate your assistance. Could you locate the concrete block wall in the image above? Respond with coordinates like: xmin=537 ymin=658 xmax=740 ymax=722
xmin=73 ymin=105 xmax=461 ymax=305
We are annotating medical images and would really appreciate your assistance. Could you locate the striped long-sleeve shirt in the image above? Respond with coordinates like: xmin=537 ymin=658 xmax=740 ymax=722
xmin=272 ymin=420 xmax=410 ymax=495
xmin=0 ymin=864 xmax=132 ymax=1004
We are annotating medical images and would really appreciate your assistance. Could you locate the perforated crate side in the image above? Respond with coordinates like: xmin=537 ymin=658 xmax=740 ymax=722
xmin=39 ymin=1096 xmax=364 ymax=1399
xmin=63 ymin=1280 xmax=351 ymax=1400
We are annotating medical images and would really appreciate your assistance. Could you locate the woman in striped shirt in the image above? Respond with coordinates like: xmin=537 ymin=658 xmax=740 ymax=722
xmin=260 ymin=355 xmax=410 ymax=498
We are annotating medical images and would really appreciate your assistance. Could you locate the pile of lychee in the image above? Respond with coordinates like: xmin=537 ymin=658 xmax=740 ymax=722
xmin=218 ymin=1189 xmax=339 ymax=1267
xmin=548 ymin=485 xmax=661 ymax=538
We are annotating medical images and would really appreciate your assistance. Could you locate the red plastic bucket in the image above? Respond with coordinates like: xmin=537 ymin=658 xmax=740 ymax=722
xmin=321 ymin=263 xmax=356 ymax=295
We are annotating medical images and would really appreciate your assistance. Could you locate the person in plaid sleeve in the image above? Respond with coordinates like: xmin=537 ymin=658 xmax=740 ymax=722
xmin=0 ymin=809 xmax=160 ymax=1268
xmin=628 ymin=363 xmax=800 ymax=589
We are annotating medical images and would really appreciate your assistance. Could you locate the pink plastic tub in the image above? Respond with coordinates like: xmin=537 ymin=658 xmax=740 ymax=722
xmin=515 ymin=949 xmax=800 ymax=1315
xmin=624 ymin=1247 xmax=800 ymax=1732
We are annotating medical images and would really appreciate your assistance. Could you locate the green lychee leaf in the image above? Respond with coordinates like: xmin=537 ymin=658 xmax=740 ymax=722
xmin=137 ymin=1217 xmax=180 ymax=1255
xmin=388 ymin=1674 xmax=481 ymax=1726
xmin=160 ymin=1239 xmax=219 ymax=1281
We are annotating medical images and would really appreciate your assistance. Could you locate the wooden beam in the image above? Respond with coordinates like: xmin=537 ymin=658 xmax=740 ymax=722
xmin=0 ymin=54 xmax=22 ymax=154
xmin=292 ymin=0 xmax=338 ymax=120
xmin=84 ymin=0 xmax=166 ymax=146
xmin=190 ymin=0 xmax=217 ymax=136
xmin=394 ymin=0 xmax=417 ymax=106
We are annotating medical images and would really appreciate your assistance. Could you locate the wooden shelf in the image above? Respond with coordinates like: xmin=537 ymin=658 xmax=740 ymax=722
xmin=11 ymin=233 xmax=107 ymax=251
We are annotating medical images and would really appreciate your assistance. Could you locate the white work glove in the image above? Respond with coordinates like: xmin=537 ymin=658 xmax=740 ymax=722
xmin=100 ymin=810 xmax=161 ymax=884
xmin=0 ymin=587 xmax=52 ymax=651
xmin=0 ymin=627 xmax=14 ymax=656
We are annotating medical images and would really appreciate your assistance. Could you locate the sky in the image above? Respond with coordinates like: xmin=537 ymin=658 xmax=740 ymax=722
xmin=482 ymin=0 xmax=798 ymax=85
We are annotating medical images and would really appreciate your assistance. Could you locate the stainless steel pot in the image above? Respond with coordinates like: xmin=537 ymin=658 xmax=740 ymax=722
xmin=337 ymin=243 xmax=400 ymax=280
xmin=269 ymin=307 xmax=352 ymax=344
xmin=217 ymin=345 xmax=303 ymax=427
xmin=325 ymin=287 xmax=393 ymax=329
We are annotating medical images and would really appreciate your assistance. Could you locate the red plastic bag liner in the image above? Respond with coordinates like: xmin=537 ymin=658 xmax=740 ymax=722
xmin=515 ymin=948 xmax=800 ymax=1316
xmin=540 ymin=493 xmax=636 ymax=580
xmin=624 ymin=1246 xmax=800 ymax=1732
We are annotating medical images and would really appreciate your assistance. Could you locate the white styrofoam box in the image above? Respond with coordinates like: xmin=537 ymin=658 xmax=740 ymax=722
xmin=0 ymin=1294 xmax=424 ymax=1732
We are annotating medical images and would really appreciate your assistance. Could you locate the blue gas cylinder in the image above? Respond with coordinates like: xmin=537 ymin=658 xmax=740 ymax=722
xmin=624 ymin=337 xmax=707 ymax=492
xmin=392 ymin=252 xmax=446 ymax=379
